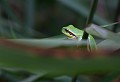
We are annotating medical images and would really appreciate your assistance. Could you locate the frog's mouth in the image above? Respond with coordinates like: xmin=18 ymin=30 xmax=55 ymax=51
xmin=62 ymin=28 xmax=78 ymax=39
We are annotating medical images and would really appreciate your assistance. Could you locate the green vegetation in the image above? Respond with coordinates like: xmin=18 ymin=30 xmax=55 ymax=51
xmin=0 ymin=0 xmax=120 ymax=82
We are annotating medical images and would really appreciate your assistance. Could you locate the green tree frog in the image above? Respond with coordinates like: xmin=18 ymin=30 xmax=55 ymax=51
xmin=62 ymin=25 xmax=97 ymax=50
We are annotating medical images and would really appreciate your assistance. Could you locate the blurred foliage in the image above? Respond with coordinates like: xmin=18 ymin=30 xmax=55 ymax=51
xmin=0 ymin=0 xmax=120 ymax=82
xmin=0 ymin=0 xmax=119 ymax=38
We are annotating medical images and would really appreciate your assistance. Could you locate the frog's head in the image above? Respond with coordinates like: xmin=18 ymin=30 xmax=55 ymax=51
xmin=62 ymin=25 xmax=78 ymax=39
xmin=62 ymin=25 xmax=83 ymax=39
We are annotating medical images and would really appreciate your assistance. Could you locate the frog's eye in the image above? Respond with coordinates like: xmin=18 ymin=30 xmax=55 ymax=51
xmin=64 ymin=29 xmax=78 ymax=38
xmin=64 ymin=29 xmax=69 ymax=33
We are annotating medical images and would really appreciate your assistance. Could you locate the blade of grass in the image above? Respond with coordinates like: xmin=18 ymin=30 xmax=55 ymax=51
xmin=8 ymin=20 xmax=17 ymax=39
xmin=23 ymin=0 xmax=35 ymax=37
xmin=101 ymin=22 xmax=120 ymax=28
xmin=8 ymin=39 xmax=87 ymax=48
xmin=21 ymin=74 xmax=43 ymax=82
xmin=0 ymin=40 xmax=120 ymax=77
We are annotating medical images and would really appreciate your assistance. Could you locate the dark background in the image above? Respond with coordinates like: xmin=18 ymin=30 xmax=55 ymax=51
xmin=0 ymin=0 xmax=119 ymax=38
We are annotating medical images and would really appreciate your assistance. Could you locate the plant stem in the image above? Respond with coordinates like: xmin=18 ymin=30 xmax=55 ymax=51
xmin=82 ymin=0 xmax=98 ymax=39
xmin=23 ymin=0 xmax=35 ymax=37
xmin=113 ymin=0 xmax=120 ymax=32
xmin=75 ymin=0 xmax=98 ymax=81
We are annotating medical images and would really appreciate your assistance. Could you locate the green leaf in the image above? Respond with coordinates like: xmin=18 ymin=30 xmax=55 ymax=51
xmin=8 ymin=39 xmax=87 ymax=48
xmin=97 ymin=39 xmax=120 ymax=50
xmin=85 ymin=24 xmax=118 ymax=39
xmin=0 ymin=42 xmax=120 ymax=77
xmin=97 ymin=33 xmax=120 ymax=51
